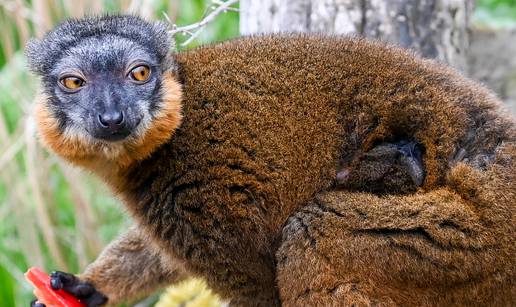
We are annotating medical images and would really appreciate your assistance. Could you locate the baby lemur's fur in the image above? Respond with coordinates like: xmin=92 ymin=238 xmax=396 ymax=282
xmin=27 ymin=16 xmax=515 ymax=306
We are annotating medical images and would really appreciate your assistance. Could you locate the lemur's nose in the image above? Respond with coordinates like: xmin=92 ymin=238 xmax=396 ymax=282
xmin=98 ymin=111 xmax=124 ymax=131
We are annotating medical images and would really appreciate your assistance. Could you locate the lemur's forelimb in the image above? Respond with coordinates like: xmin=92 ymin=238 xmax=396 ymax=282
xmin=68 ymin=226 xmax=188 ymax=306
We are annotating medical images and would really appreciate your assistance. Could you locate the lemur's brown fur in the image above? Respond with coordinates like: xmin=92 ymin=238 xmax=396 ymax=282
xmin=278 ymin=143 xmax=516 ymax=306
xmin=36 ymin=35 xmax=515 ymax=306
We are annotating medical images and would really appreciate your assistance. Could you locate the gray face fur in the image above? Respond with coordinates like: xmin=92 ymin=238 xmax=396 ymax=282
xmin=26 ymin=15 xmax=175 ymax=142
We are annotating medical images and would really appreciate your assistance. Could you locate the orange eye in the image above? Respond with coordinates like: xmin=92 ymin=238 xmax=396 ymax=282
xmin=60 ymin=76 xmax=85 ymax=91
xmin=129 ymin=65 xmax=151 ymax=82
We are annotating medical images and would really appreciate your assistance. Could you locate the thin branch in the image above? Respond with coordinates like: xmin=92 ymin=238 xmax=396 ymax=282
xmin=212 ymin=0 xmax=239 ymax=11
xmin=168 ymin=0 xmax=239 ymax=46
xmin=181 ymin=27 xmax=205 ymax=46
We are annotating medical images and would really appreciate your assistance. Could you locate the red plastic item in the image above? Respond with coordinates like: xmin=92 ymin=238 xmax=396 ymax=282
xmin=25 ymin=267 xmax=84 ymax=307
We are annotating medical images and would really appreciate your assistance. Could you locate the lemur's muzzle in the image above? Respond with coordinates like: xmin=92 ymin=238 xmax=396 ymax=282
xmin=94 ymin=109 xmax=130 ymax=141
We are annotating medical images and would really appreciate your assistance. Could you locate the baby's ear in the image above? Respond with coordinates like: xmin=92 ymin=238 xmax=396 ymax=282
xmin=25 ymin=38 xmax=45 ymax=75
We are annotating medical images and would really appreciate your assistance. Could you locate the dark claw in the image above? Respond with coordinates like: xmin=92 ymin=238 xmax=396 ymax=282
xmin=50 ymin=274 xmax=63 ymax=289
xmin=49 ymin=271 xmax=108 ymax=307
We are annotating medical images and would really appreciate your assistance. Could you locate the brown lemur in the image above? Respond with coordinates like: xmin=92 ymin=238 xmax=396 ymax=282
xmin=25 ymin=15 xmax=515 ymax=306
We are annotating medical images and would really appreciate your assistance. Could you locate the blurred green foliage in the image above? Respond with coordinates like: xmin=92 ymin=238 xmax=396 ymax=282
xmin=475 ymin=0 xmax=516 ymax=28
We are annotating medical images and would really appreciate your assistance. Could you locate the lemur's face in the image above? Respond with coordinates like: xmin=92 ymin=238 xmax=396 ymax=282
xmin=26 ymin=16 xmax=182 ymax=165
xmin=50 ymin=36 xmax=162 ymax=141
xmin=52 ymin=35 xmax=162 ymax=141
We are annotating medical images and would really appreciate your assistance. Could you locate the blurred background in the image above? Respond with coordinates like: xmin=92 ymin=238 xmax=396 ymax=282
xmin=0 ymin=0 xmax=515 ymax=306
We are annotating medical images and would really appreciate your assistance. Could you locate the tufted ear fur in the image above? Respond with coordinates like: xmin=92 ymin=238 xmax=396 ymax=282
xmin=151 ymin=20 xmax=179 ymax=74
xmin=25 ymin=38 xmax=44 ymax=75
xmin=151 ymin=20 xmax=175 ymax=58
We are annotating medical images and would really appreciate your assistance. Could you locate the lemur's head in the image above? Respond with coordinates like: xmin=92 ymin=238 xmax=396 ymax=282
xmin=26 ymin=15 xmax=182 ymax=168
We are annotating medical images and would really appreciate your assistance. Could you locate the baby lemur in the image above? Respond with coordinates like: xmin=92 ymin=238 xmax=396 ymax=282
xmin=26 ymin=15 xmax=515 ymax=306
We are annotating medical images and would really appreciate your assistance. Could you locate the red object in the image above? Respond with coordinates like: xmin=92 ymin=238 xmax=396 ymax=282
xmin=25 ymin=267 xmax=84 ymax=307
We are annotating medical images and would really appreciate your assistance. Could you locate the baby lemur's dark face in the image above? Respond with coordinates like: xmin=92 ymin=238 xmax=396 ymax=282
xmin=26 ymin=16 xmax=177 ymax=144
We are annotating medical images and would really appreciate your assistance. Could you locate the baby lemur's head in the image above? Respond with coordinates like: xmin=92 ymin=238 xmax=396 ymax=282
xmin=26 ymin=15 xmax=182 ymax=168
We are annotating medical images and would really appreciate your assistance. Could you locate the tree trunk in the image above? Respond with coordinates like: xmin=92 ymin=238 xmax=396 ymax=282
xmin=468 ymin=27 xmax=516 ymax=114
xmin=240 ymin=0 xmax=473 ymax=70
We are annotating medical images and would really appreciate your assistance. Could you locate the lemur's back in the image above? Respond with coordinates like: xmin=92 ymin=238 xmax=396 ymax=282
xmin=157 ymin=36 xmax=513 ymax=306
xmin=138 ymin=34 xmax=509 ymax=234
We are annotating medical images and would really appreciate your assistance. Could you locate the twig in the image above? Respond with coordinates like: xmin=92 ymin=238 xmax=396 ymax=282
xmin=181 ymin=27 xmax=205 ymax=47
xmin=168 ymin=0 xmax=239 ymax=47
xmin=212 ymin=0 xmax=239 ymax=11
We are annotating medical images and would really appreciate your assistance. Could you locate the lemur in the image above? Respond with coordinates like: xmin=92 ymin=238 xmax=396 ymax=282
xmin=26 ymin=15 xmax=515 ymax=306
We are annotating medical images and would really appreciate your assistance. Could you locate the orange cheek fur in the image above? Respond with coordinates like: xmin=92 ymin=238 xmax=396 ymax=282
xmin=34 ymin=73 xmax=183 ymax=176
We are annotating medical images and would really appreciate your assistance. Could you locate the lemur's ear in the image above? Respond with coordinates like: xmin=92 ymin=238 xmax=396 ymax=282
xmin=25 ymin=38 xmax=44 ymax=75
xmin=153 ymin=20 xmax=177 ymax=72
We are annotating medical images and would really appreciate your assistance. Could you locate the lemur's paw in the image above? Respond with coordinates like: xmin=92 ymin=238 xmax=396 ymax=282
xmin=337 ymin=139 xmax=425 ymax=194
xmin=49 ymin=271 xmax=107 ymax=307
